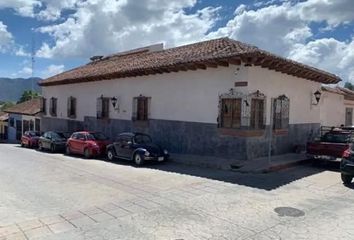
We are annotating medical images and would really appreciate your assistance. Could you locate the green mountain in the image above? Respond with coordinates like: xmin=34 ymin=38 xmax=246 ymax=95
xmin=0 ymin=77 xmax=42 ymax=102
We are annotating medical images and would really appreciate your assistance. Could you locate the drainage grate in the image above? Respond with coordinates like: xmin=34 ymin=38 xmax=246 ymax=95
xmin=274 ymin=207 xmax=305 ymax=217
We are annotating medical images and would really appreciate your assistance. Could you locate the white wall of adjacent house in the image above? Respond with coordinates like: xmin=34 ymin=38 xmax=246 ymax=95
xmin=319 ymin=91 xmax=345 ymax=127
xmin=42 ymin=64 xmax=322 ymax=125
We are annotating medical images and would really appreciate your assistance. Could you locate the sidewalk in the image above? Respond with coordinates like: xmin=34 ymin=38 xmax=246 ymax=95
xmin=171 ymin=153 xmax=310 ymax=173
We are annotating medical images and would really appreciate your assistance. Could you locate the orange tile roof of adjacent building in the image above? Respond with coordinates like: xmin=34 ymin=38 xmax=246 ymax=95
xmin=4 ymin=98 xmax=41 ymax=116
xmin=0 ymin=112 xmax=8 ymax=121
xmin=39 ymin=37 xmax=341 ymax=87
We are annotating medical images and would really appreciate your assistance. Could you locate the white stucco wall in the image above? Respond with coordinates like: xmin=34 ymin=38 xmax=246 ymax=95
xmin=319 ymin=91 xmax=345 ymax=127
xmin=246 ymin=66 xmax=322 ymax=124
xmin=42 ymin=65 xmax=323 ymax=125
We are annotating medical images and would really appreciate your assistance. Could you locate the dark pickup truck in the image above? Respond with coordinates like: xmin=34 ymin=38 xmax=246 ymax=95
xmin=307 ymin=130 xmax=354 ymax=160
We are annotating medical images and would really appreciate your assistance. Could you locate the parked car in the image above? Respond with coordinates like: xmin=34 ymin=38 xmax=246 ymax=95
xmin=38 ymin=131 xmax=69 ymax=153
xmin=341 ymin=147 xmax=354 ymax=185
xmin=66 ymin=131 xmax=111 ymax=158
xmin=21 ymin=131 xmax=40 ymax=148
xmin=106 ymin=132 xmax=169 ymax=165
xmin=307 ymin=130 xmax=354 ymax=160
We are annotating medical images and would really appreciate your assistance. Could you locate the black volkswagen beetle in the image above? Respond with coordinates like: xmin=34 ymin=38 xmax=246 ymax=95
xmin=106 ymin=132 xmax=169 ymax=165
xmin=38 ymin=131 xmax=70 ymax=153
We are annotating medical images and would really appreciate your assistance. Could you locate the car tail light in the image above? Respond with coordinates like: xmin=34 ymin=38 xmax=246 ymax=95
xmin=343 ymin=149 xmax=351 ymax=158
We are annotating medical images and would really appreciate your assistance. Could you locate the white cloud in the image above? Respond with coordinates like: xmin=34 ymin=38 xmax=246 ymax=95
xmin=0 ymin=0 xmax=41 ymax=17
xmin=0 ymin=21 xmax=14 ymax=53
xmin=41 ymin=64 xmax=65 ymax=78
xmin=36 ymin=0 xmax=219 ymax=58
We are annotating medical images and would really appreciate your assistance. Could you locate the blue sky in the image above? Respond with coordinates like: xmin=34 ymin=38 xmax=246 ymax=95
xmin=0 ymin=0 xmax=353 ymax=83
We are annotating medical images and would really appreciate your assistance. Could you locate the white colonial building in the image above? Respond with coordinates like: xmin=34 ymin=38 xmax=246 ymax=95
xmin=39 ymin=38 xmax=341 ymax=161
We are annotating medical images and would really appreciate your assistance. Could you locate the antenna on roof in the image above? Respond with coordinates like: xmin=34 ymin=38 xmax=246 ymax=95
xmin=90 ymin=55 xmax=104 ymax=62
xmin=31 ymin=33 xmax=35 ymax=99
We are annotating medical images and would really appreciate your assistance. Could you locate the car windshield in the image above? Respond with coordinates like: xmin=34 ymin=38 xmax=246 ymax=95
xmin=321 ymin=132 xmax=351 ymax=143
xmin=29 ymin=132 xmax=40 ymax=137
xmin=134 ymin=134 xmax=152 ymax=144
xmin=87 ymin=132 xmax=107 ymax=141
xmin=52 ymin=132 xmax=66 ymax=139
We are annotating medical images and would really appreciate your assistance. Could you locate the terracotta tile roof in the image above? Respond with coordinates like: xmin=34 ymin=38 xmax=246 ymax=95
xmin=39 ymin=37 xmax=341 ymax=86
xmin=0 ymin=112 xmax=8 ymax=121
xmin=336 ymin=86 xmax=354 ymax=101
xmin=4 ymin=98 xmax=41 ymax=116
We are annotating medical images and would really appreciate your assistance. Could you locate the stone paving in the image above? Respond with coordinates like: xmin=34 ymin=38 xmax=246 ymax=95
xmin=0 ymin=144 xmax=354 ymax=239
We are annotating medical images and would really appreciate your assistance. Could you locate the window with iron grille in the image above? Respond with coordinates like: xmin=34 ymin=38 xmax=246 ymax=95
xmin=49 ymin=97 xmax=57 ymax=117
xmin=250 ymin=99 xmax=265 ymax=129
xmin=97 ymin=97 xmax=110 ymax=119
xmin=67 ymin=96 xmax=77 ymax=118
xmin=133 ymin=96 xmax=150 ymax=121
xmin=220 ymin=98 xmax=242 ymax=128
xmin=273 ymin=96 xmax=290 ymax=130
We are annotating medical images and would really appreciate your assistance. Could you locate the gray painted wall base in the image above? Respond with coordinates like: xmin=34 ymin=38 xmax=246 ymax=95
xmin=42 ymin=117 xmax=319 ymax=161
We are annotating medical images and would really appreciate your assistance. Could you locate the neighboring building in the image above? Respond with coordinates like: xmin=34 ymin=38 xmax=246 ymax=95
xmin=320 ymin=86 xmax=354 ymax=127
xmin=0 ymin=112 xmax=8 ymax=141
xmin=39 ymin=37 xmax=340 ymax=161
xmin=4 ymin=98 xmax=42 ymax=142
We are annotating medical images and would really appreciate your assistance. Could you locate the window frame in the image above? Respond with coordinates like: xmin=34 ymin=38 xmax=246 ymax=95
xmin=132 ymin=96 xmax=151 ymax=121
xmin=97 ymin=97 xmax=110 ymax=119
xmin=49 ymin=97 xmax=58 ymax=117
xmin=250 ymin=98 xmax=265 ymax=130
xmin=67 ymin=96 xmax=77 ymax=119
xmin=273 ymin=95 xmax=290 ymax=130
xmin=220 ymin=98 xmax=242 ymax=129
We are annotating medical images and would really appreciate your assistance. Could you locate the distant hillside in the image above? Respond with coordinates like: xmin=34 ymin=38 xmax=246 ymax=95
xmin=0 ymin=77 xmax=42 ymax=102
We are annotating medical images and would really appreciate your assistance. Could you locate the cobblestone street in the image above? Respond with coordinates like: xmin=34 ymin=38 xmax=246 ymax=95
xmin=0 ymin=144 xmax=353 ymax=240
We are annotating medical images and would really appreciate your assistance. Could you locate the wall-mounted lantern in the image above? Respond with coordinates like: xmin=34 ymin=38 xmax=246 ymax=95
xmin=111 ymin=96 xmax=120 ymax=112
xmin=313 ymin=90 xmax=322 ymax=105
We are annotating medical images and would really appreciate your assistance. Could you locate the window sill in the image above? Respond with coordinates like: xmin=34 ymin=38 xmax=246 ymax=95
xmin=273 ymin=129 xmax=289 ymax=136
xmin=218 ymin=128 xmax=265 ymax=137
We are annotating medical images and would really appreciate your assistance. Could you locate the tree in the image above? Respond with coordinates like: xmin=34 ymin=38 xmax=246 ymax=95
xmin=344 ymin=82 xmax=354 ymax=91
xmin=18 ymin=90 xmax=40 ymax=103
xmin=0 ymin=101 xmax=15 ymax=111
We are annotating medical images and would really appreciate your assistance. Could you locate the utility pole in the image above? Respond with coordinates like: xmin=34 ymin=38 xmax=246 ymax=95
xmin=31 ymin=34 xmax=35 ymax=99
xmin=268 ymin=99 xmax=274 ymax=166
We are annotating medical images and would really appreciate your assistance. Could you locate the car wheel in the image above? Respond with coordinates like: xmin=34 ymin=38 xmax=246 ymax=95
xmin=50 ymin=144 xmax=56 ymax=153
xmin=84 ymin=148 xmax=91 ymax=159
xmin=134 ymin=153 xmax=144 ymax=166
xmin=66 ymin=146 xmax=71 ymax=155
xmin=107 ymin=149 xmax=115 ymax=161
xmin=38 ymin=142 xmax=43 ymax=151
xmin=21 ymin=142 xmax=24 ymax=147
xmin=28 ymin=142 xmax=31 ymax=148
xmin=341 ymin=173 xmax=353 ymax=185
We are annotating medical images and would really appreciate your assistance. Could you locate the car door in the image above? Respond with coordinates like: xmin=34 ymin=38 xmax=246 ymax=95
xmin=77 ymin=133 xmax=87 ymax=154
xmin=43 ymin=132 xmax=51 ymax=149
xmin=114 ymin=135 xmax=132 ymax=159
xmin=69 ymin=133 xmax=79 ymax=153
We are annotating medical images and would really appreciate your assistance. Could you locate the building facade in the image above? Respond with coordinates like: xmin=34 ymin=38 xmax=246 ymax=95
xmin=0 ymin=112 xmax=8 ymax=141
xmin=39 ymin=38 xmax=340 ymax=161
xmin=4 ymin=99 xmax=41 ymax=142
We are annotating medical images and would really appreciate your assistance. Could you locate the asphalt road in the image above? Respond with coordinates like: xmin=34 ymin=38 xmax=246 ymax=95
xmin=0 ymin=144 xmax=354 ymax=240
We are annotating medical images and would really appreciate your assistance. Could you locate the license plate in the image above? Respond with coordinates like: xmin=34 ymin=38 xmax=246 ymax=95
xmin=158 ymin=157 xmax=164 ymax=161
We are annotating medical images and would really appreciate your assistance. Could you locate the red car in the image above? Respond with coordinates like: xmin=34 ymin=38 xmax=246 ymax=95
xmin=21 ymin=131 xmax=41 ymax=148
xmin=66 ymin=131 xmax=111 ymax=158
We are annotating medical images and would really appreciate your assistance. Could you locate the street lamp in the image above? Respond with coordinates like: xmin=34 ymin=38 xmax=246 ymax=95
xmin=314 ymin=90 xmax=322 ymax=104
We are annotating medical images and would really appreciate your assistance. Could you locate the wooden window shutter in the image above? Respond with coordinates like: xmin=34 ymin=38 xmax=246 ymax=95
xmin=49 ymin=98 xmax=53 ymax=116
xmin=67 ymin=97 xmax=71 ymax=118
xmin=72 ymin=97 xmax=77 ymax=118
xmin=97 ymin=97 xmax=103 ymax=119
xmin=132 ymin=98 xmax=138 ymax=120
xmin=281 ymin=99 xmax=290 ymax=129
